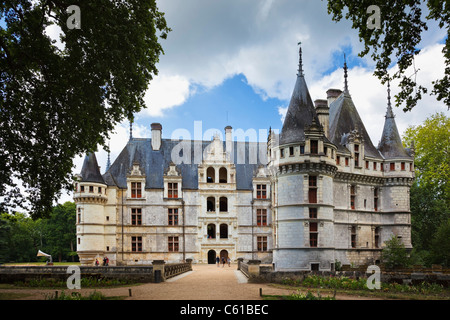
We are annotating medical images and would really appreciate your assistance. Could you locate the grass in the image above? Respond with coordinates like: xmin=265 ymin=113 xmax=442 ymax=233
xmin=45 ymin=290 xmax=126 ymax=300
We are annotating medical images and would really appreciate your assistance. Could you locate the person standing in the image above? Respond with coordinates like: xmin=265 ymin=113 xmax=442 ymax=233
xmin=216 ymin=256 xmax=220 ymax=267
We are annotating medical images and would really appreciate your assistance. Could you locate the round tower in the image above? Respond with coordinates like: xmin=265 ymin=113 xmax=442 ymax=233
xmin=273 ymin=44 xmax=338 ymax=271
xmin=74 ymin=152 xmax=108 ymax=266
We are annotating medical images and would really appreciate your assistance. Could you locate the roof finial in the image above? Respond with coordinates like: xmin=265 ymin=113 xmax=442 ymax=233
xmin=386 ymin=79 xmax=395 ymax=118
xmin=344 ymin=53 xmax=349 ymax=94
xmin=129 ymin=118 xmax=133 ymax=140
xmin=297 ymin=42 xmax=304 ymax=77
xmin=106 ymin=141 xmax=111 ymax=171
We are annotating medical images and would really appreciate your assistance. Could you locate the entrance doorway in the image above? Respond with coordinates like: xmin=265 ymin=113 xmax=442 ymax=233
xmin=207 ymin=250 xmax=216 ymax=264
xmin=220 ymin=250 xmax=228 ymax=263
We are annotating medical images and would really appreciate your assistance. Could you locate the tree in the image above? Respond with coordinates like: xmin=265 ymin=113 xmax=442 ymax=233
xmin=429 ymin=219 xmax=450 ymax=267
xmin=0 ymin=1 xmax=170 ymax=219
xmin=44 ymin=201 xmax=76 ymax=262
xmin=326 ymin=0 xmax=450 ymax=111
xmin=403 ymin=112 xmax=449 ymax=265
xmin=382 ymin=235 xmax=410 ymax=269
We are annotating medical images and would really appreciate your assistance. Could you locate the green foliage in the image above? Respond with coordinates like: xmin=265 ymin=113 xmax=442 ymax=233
xmin=382 ymin=235 xmax=411 ymax=269
xmin=289 ymin=290 xmax=336 ymax=300
xmin=0 ymin=202 xmax=76 ymax=263
xmin=46 ymin=290 xmax=108 ymax=300
xmin=0 ymin=0 xmax=171 ymax=219
xmin=402 ymin=113 xmax=450 ymax=265
xmin=429 ymin=219 xmax=450 ymax=267
xmin=326 ymin=0 xmax=450 ymax=111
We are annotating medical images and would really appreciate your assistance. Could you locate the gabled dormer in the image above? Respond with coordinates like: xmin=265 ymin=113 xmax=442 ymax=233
xmin=126 ymin=162 xmax=146 ymax=199
xmin=163 ymin=161 xmax=182 ymax=199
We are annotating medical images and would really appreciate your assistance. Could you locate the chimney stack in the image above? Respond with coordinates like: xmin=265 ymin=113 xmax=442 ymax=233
xmin=326 ymin=88 xmax=342 ymax=108
xmin=151 ymin=123 xmax=162 ymax=151
xmin=314 ymin=99 xmax=330 ymax=138
xmin=225 ymin=126 xmax=233 ymax=161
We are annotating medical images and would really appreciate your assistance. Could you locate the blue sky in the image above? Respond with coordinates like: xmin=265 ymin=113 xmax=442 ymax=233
xmin=10 ymin=0 xmax=445 ymax=204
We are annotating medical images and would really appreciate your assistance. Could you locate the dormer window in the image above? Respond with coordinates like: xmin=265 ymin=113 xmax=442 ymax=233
xmin=257 ymin=184 xmax=267 ymax=199
xmin=131 ymin=182 xmax=142 ymax=198
xmin=310 ymin=140 xmax=318 ymax=155
xmin=168 ymin=183 xmax=178 ymax=198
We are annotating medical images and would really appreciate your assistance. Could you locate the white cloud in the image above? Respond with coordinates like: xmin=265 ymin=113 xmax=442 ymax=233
xmin=141 ymin=74 xmax=191 ymax=117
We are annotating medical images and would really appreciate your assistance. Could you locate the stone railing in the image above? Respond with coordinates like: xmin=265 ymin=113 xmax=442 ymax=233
xmin=0 ymin=259 xmax=194 ymax=284
xmin=164 ymin=262 xmax=192 ymax=279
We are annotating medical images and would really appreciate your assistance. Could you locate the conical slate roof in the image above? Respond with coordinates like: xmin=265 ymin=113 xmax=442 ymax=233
xmin=329 ymin=92 xmax=382 ymax=159
xmin=279 ymin=47 xmax=320 ymax=145
xmin=377 ymin=104 xmax=412 ymax=159
xmin=80 ymin=152 xmax=106 ymax=184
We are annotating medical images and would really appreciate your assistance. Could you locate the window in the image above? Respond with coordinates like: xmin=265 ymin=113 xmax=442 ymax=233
xmin=98 ymin=187 xmax=102 ymax=194
xmin=74 ymin=183 xmax=78 ymax=192
xmin=80 ymin=185 xmax=85 ymax=192
xmin=131 ymin=208 xmax=142 ymax=225
xmin=207 ymin=167 xmax=215 ymax=183
xmin=220 ymin=224 xmax=228 ymax=239
xmin=374 ymin=227 xmax=380 ymax=248
xmin=168 ymin=236 xmax=179 ymax=252
xmin=300 ymin=145 xmax=305 ymax=154
xmin=308 ymin=176 xmax=317 ymax=204
xmin=89 ymin=186 xmax=94 ymax=193
xmin=365 ymin=161 xmax=369 ymax=169
xmin=280 ymin=148 xmax=285 ymax=158
xmin=374 ymin=187 xmax=379 ymax=212
xmin=351 ymin=226 xmax=357 ymax=248
xmin=310 ymin=222 xmax=318 ymax=247
xmin=132 ymin=236 xmax=142 ymax=252
xmin=257 ymin=184 xmax=267 ymax=199
xmin=390 ymin=163 xmax=395 ymax=171
xmin=168 ymin=182 xmax=178 ymax=198
xmin=350 ymin=185 xmax=356 ymax=210
xmin=310 ymin=140 xmax=318 ymax=155
xmin=131 ymin=182 xmax=142 ymax=198
xmin=401 ymin=162 xmax=405 ymax=171
xmin=309 ymin=207 xmax=317 ymax=219
xmin=168 ymin=208 xmax=178 ymax=226
xmin=336 ymin=156 xmax=340 ymax=165
xmin=354 ymin=145 xmax=359 ymax=167
xmin=257 ymin=236 xmax=267 ymax=251
xmin=345 ymin=157 xmax=349 ymax=166
xmin=219 ymin=167 xmax=227 ymax=183
xmin=207 ymin=224 xmax=216 ymax=239
xmin=207 ymin=197 xmax=215 ymax=212
xmin=289 ymin=146 xmax=294 ymax=156
xmin=219 ymin=197 xmax=228 ymax=212
xmin=257 ymin=209 xmax=267 ymax=226
xmin=373 ymin=162 xmax=377 ymax=171
xmin=324 ymin=146 xmax=328 ymax=156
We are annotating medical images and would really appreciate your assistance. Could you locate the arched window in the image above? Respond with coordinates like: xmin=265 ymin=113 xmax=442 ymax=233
xmin=219 ymin=197 xmax=228 ymax=212
xmin=220 ymin=224 xmax=228 ymax=239
xmin=207 ymin=197 xmax=215 ymax=212
xmin=207 ymin=224 xmax=216 ymax=239
xmin=219 ymin=167 xmax=227 ymax=183
xmin=207 ymin=167 xmax=215 ymax=183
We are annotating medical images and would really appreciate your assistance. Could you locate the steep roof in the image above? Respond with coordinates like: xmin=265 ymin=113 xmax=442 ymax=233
xmin=279 ymin=46 xmax=320 ymax=145
xmin=80 ymin=152 xmax=106 ymax=184
xmin=377 ymin=104 xmax=412 ymax=159
xmin=104 ymin=138 xmax=267 ymax=190
xmin=329 ymin=92 xmax=382 ymax=159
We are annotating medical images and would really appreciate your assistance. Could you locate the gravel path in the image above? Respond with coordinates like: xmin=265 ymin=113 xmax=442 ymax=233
xmin=0 ymin=264 xmax=382 ymax=300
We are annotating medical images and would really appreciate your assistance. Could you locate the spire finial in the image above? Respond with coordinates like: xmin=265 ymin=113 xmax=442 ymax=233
xmin=106 ymin=141 xmax=111 ymax=171
xmin=344 ymin=53 xmax=349 ymax=94
xmin=297 ymin=41 xmax=304 ymax=77
xmin=386 ymin=79 xmax=395 ymax=118
xmin=129 ymin=118 xmax=133 ymax=140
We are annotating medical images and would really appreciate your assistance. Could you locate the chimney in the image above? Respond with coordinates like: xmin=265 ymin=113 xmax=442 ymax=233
xmin=151 ymin=123 xmax=162 ymax=151
xmin=314 ymin=99 xmax=330 ymax=138
xmin=225 ymin=126 xmax=233 ymax=161
xmin=326 ymin=88 xmax=342 ymax=107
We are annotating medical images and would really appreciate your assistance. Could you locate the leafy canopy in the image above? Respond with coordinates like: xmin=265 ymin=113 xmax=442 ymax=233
xmin=0 ymin=1 xmax=170 ymax=218
xmin=326 ymin=0 xmax=450 ymax=111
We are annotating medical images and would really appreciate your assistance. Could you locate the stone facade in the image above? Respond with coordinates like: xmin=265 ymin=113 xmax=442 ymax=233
xmin=75 ymin=47 xmax=414 ymax=271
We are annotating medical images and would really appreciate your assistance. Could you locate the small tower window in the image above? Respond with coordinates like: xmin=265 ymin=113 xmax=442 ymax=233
xmin=310 ymin=222 xmax=318 ymax=247
xmin=350 ymin=185 xmax=356 ymax=210
xmin=219 ymin=167 xmax=227 ymax=183
xmin=351 ymin=226 xmax=357 ymax=248
xmin=308 ymin=176 xmax=317 ymax=204
xmin=219 ymin=197 xmax=228 ymax=212
xmin=310 ymin=140 xmax=318 ymax=155
xmin=207 ymin=167 xmax=215 ymax=183
xmin=207 ymin=197 xmax=215 ymax=212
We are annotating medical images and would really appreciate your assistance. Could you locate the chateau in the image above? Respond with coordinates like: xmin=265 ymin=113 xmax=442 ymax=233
xmin=74 ymin=47 xmax=414 ymax=270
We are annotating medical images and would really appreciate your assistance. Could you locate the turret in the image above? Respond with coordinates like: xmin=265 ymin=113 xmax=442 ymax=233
xmin=74 ymin=152 xmax=108 ymax=266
